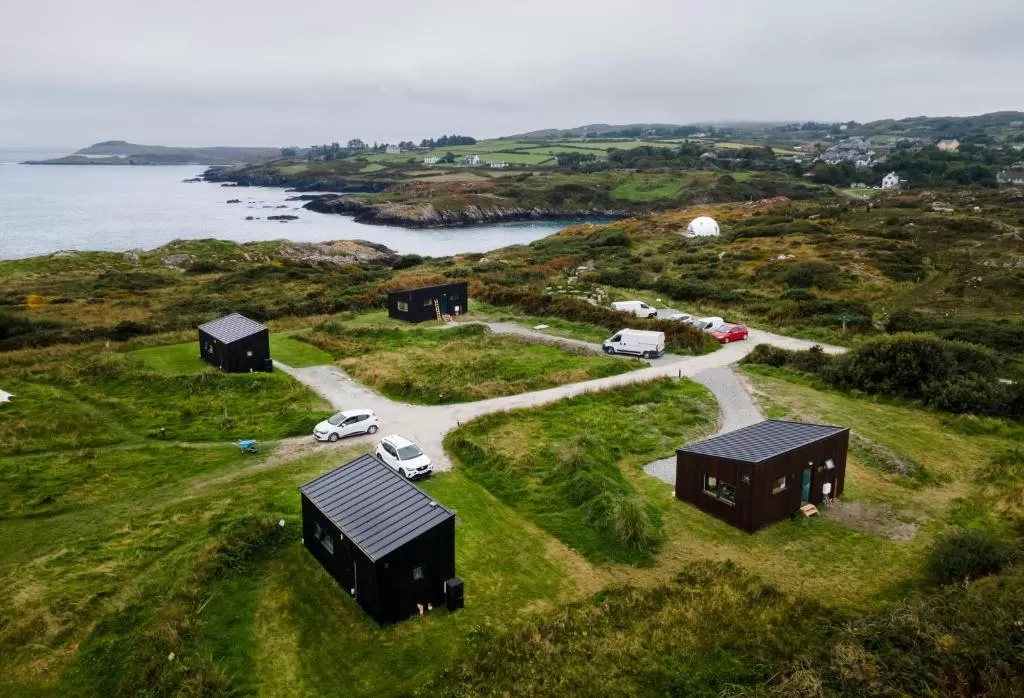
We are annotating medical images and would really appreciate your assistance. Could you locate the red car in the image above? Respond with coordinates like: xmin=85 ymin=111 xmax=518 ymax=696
xmin=711 ymin=324 xmax=748 ymax=344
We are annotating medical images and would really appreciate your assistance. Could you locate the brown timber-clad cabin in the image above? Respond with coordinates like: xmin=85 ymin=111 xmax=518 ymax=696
xmin=675 ymin=420 xmax=850 ymax=533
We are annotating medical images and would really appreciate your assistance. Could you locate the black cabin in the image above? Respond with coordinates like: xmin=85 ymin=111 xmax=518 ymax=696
xmin=197 ymin=312 xmax=272 ymax=373
xmin=387 ymin=281 xmax=468 ymax=323
xmin=675 ymin=420 xmax=849 ymax=533
xmin=300 ymin=453 xmax=461 ymax=624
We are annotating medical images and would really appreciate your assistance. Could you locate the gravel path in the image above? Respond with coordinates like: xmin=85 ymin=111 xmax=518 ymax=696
xmin=642 ymin=365 xmax=765 ymax=485
xmin=276 ymin=323 xmax=846 ymax=474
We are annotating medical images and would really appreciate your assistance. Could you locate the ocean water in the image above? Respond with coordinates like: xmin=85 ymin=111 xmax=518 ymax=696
xmin=0 ymin=147 xmax=584 ymax=260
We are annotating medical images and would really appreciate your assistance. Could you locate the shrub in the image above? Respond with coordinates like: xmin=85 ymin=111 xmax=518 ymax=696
xmin=770 ymin=261 xmax=849 ymax=290
xmin=925 ymin=529 xmax=1011 ymax=586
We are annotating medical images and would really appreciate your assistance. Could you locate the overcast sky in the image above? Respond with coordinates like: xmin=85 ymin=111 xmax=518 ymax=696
xmin=2 ymin=0 xmax=1023 ymax=148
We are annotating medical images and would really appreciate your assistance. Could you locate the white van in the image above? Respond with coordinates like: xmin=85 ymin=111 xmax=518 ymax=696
xmin=610 ymin=300 xmax=658 ymax=319
xmin=602 ymin=329 xmax=666 ymax=358
xmin=689 ymin=316 xmax=725 ymax=332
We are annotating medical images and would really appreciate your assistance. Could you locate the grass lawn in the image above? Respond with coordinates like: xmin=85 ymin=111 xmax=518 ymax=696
xmin=445 ymin=378 xmax=718 ymax=564
xmin=131 ymin=334 xmax=332 ymax=373
xmin=306 ymin=323 xmax=636 ymax=404
xmin=269 ymin=334 xmax=334 ymax=367
xmin=1 ymin=344 xmax=330 ymax=454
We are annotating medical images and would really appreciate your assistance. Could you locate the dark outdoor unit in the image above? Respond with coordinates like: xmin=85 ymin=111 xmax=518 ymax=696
xmin=300 ymin=453 xmax=458 ymax=625
xmin=197 ymin=312 xmax=272 ymax=373
xmin=675 ymin=420 xmax=850 ymax=533
xmin=387 ymin=281 xmax=468 ymax=323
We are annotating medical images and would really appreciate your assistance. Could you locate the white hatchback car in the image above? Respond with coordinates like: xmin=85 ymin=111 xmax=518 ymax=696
xmin=313 ymin=409 xmax=379 ymax=442
xmin=375 ymin=434 xmax=434 ymax=479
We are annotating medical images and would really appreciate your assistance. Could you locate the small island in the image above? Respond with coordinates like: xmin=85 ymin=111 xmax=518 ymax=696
xmin=23 ymin=140 xmax=282 ymax=166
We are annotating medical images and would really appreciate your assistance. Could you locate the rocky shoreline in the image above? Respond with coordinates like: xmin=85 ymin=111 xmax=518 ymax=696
xmin=300 ymin=194 xmax=626 ymax=228
xmin=202 ymin=166 xmax=629 ymax=228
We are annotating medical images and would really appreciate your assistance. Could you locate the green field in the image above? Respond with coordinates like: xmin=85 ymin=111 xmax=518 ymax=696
xmin=305 ymin=323 xmax=637 ymax=404
xmin=610 ymin=174 xmax=686 ymax=202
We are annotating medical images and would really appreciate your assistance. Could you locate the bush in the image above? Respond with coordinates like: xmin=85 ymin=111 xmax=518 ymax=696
xmin=925 ymin=529 xmax=1011 ymax=586
xmin=774 ymin=261 xmax=849 ymax=290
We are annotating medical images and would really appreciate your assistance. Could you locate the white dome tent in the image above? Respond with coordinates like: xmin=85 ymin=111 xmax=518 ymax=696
xmin=684 ymin=216 xmax=720 ymax=237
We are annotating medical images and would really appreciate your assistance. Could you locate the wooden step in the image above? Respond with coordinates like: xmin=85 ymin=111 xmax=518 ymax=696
xmin=799 ymin=503 xmax=819 ymax=518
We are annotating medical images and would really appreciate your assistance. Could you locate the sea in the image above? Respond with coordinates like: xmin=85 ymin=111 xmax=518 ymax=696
xmin=0 ymin=147 xmax=585 ymax=261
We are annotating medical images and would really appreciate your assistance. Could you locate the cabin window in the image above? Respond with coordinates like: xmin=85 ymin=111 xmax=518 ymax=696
xmin=702 ymin=473 xmax=736 ymax=505
xmin=772 ymin=476 xmax=787 ymax=494
xmin=396 ymin=301 xmax=409 ymax=312
xmin=825 ymin=458 xmax=835 ymax=470
xmin=412 ymin=566 xmax=424 ymax=581
xmin=313 ymin=521 xmax=334 ymax=555
xmin=245 ymin=350 xmax=253 ymax=357
xmin=423 ymin=298 xmax=434 ymax=307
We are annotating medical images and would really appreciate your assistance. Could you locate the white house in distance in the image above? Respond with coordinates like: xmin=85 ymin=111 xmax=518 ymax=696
xmin=881 ymin=171 xmax=901 ymax=189
xmin=385 ymin=144 xmax=400 ymax=154
xmin=998 ymin=168 xmax=1024 ymax=185
xmin=684 ymin=216 xmax=720 ymax=237
xmin=423 ymin=155 xmax=440 ymax=165
xmin=461 ymin=154 xmax=480 ymax=166
xmin=936 ymin=139 xmax=960 ymax=152
xmin=489 ymin=160 xmax=508 ymax=168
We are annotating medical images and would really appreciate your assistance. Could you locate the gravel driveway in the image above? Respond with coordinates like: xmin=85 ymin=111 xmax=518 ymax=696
xmin=276 ymin=322 xmax=845 ymax=474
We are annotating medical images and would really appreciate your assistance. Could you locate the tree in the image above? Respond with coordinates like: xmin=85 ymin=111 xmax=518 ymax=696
xmin=346 ymin=138 xmax=366 ymax=150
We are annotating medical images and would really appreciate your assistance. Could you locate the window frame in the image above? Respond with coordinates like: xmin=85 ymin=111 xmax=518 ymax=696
xmin=396 ymin=300 xmax=409 ymax=312
xmin=771 ymin=476 xmax=788 ymax=495
xmin=702 ymin=472 xmax=736 ymax=506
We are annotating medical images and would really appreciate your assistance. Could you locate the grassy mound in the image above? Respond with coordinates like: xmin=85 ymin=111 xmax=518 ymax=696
xmin=307 ymin=323 xmax=637 ymax=404
xmin=444 ymin=378 xmax=716 ymax=564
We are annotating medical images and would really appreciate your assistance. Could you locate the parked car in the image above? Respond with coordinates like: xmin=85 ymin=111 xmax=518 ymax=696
xmin=710 ymin=324 xmax=749 ymax=344
xmin=665 ymin=312 xmax=693 ymax=323
xmin=375 ymin=434 xmax=434 ymax=479
xmin=313 ymin=409 xmax=379 ymax=442
xmin=602 ymin=329 xmax=666 ymax=358
xmin=611 ymin=300 xmax=658 ymax=319
xmin=689 ymin=316 xmax=725 ymax=332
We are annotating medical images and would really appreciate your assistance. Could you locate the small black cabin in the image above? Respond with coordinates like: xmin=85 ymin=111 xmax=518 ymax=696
xmin=197 ymin=312 xmax=272 ymax=373
xmin=388 ymin=281 xmax=468 ymax=323
xmin=300 ymin=454 xmax=460 ymax=624
xmin=675 ymin=420 xmax=849 ymax=533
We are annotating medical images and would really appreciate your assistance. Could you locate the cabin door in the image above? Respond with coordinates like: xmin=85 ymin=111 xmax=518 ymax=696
xmin=801 ymin=467 xmax=812 ymax=502
xmin=439 ymin=294 xmax=449 ymax=314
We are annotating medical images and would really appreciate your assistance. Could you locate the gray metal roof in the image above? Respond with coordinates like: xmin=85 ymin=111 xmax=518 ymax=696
xmin=678 ymin=420 xmax=848 ymax=463
xmin=197 ymin=312 xmax=266 ymax=344
xmin=388 ymin=280 xmax=467 ymax=295
xmin=300 ymin=454 xmax=454 ymax=561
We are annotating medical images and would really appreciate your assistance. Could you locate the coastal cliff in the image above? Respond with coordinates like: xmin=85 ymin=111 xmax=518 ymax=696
xmin=301 ymin=195 xmax=625 ymax=227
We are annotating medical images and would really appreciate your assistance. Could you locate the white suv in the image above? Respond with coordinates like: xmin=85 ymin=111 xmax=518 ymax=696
xmin=375 ymin=435 xmax=434 ymax=479
xmin=313 ymin=409 xmax=379 ymax=442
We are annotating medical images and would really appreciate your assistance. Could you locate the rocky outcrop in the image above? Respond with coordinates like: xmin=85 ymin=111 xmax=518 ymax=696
xmin=202 ymin=167 xmax=387 ymax=193
xmin=267 ymin=214 xmax=299 ymax=221
xmin=302 ymin=196 xmax=626 ymax=228
xmin=275 ymin=240 xmax=398 ymax=267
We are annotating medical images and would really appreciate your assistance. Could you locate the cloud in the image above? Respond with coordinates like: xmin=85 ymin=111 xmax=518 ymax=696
xmin=1 ymin=0 xmax=1022 ymax=145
